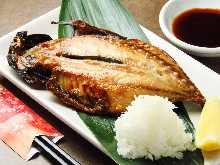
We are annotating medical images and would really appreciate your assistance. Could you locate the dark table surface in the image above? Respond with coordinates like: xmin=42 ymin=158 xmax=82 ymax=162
xmin=0 ymin=0 xmax=219 ymax=164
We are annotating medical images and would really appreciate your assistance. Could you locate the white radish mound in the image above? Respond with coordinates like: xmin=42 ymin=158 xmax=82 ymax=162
xmin=114 ymin=95 xmax=195 ymax=160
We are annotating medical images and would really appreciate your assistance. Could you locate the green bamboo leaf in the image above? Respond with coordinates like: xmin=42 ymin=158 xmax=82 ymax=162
xmin=58 ymin=0 xmax=204 ymax=164
xmin=59 ymin=0 xmax=148 ymax=41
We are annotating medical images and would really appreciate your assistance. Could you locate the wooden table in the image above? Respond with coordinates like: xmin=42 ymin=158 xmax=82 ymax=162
xmin=0 ymin=0 xmax=219 ymax=164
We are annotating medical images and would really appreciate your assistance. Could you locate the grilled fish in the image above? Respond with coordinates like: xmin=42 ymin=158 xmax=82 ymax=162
xmin=7 ymin=20 xmax=205 ymax=114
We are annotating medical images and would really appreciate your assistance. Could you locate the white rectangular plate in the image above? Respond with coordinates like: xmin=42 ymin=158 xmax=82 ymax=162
xmin=0 ymin=7 xmax=220 ymax=165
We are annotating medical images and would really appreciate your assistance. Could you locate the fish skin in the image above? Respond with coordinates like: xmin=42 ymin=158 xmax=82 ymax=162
xmin=71 ymin=20 xmax=126 ymax=39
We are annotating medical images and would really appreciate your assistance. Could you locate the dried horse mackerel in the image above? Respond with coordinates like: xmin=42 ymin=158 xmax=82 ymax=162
xmin=7 ymin=20 xmax=205 ymax=114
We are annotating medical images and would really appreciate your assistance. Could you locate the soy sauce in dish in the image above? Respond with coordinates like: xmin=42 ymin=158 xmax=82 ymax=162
xmin=172 ymin=8 xmax=220 ymax=48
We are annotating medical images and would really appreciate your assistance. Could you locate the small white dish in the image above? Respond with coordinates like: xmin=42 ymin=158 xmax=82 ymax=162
xmin=159 ymin=0 xmax=220 ymax=57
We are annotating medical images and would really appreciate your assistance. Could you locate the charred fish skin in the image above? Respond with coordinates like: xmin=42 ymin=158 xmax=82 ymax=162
xmin=59 ymin=20 xmax=126 ymax=39
xmin=7 ymin=31 xmax=27 ymax=70
xmin=7 ymin=31 xmax=52 ymax=88
xmin=7 ymin=31 xmax=52 ymax=68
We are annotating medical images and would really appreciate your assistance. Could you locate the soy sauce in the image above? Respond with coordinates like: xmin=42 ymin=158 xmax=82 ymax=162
xmin=173 ymin=8 xmax=220 ymax=48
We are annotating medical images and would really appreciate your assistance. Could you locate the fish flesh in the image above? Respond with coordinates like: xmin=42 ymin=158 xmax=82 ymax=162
xmin=7 ymin=20 xmax=205 ymax=114
xmin=47 ymin=58 xmax=203 ymax=114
